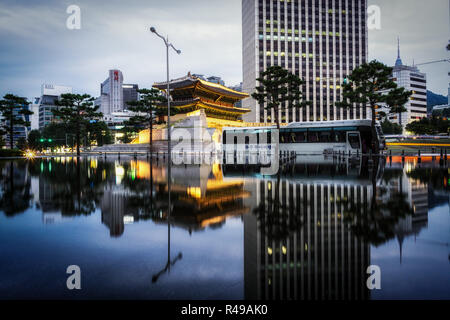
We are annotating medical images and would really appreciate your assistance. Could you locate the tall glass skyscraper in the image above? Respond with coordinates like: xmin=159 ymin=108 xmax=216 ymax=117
xmin=242 ymin=0 xmax=368 ymax=124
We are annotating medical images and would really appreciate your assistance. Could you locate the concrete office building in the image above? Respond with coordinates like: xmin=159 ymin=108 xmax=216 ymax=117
xmin=379 ymin=40 xmax=427 ymax=130
xmin=98 ymin=70 xmax=139 ymax=123
xmin=242 ymin=0 xmax=368 ymax=124
xmin=37 ymin=84 xmax=73 ymax=129
xmin=100 ymin=69 xmax=124 ymax=118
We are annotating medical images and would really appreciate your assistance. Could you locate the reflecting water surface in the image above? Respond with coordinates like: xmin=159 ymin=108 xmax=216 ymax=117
xmin=0 ymin=156 xmax=449 ymax=299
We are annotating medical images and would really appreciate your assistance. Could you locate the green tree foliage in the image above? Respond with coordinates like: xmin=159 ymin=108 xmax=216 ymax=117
xmin=0 ymin=94 xmax=32 ymax=149
xmin=87 ymin=121 xmax=113 ymax=146
xmin=405 ymin=117 xmax=450 ymax=135
xmin=252 ymin=66 xmax=308 ymax=130
xmin=432 ymin=108 xmax=450 ymax=119
xmin=27 ymin=129 xmax=41 ymax=151
xmin=126 ymin=88 xmax=167 ymax=152
xmin=53 ymin=94 xmax=102 ymax=156
xmin=336 ymin=60 xmax=411 ymax=151
xmin=117 ymin=125 xmax=135 ymax=144
xmin=16 ymin=137 xmax=28 ymax=151
xmin=39 ymin=122 xmax=68 ymax=150
xmin=381 ymin=119 xmax=403 ymax=134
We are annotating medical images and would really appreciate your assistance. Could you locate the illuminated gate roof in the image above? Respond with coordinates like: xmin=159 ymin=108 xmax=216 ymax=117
xmin=153 ymin=72 xmax=250 ymax=121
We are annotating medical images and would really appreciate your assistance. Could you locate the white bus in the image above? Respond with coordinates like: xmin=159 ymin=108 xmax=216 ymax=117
xmin=222 ymin=120 xmax=385 ymax=155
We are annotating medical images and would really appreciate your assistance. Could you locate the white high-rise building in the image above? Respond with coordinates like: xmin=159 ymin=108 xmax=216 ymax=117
xmin=97 ymin=70 xmax=140 ymax=123
xmin=100 ymin=69 xmax=124 ymax=117
xmin=242 ymin=0 xmax=368 ymax=124
xmin=381 ymin=40 xmax=427 ymax=130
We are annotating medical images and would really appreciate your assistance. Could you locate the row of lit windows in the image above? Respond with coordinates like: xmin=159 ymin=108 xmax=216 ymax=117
xmin=259 ymin=28 xmax=342 ymax=36
xmin=265 ymin=9 xmax=351 ymax=20
xmin=263 ymin=50 xmax=360 ymax=59
xmin=259 ymin=34 xmax=345 ymax=42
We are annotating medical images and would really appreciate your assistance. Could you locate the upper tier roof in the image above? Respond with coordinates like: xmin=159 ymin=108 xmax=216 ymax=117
xmin=153 ymin=73 xmax=249 ymax=100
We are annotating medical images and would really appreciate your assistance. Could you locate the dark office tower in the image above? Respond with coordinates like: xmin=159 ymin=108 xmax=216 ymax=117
xmin=122 ymin=84 xmax=139 ymax=109
xmin=242 ymin=0 xmax=368 ymax=123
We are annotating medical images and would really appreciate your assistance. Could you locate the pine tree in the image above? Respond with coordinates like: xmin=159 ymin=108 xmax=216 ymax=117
xmin=53 ymin=94 xmax=102 ymax=157
xmin=125 ymin=88 xmax=166 ymax=153
xmin=252 ymin=66 xmax=308 ymax=130
xmin=336 ymin=60 xmax=411 ymax=152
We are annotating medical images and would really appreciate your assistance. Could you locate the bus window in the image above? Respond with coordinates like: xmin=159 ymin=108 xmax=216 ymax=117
xmin=297 ymin=132 xmax=306 ymax=143
xmin=319 ymin=131 xmax=331 ymax=142
xmin=348 ymin=133 xmax=360 ymax=149
xmin=334 ymin=131 xmax=346 ymax=142
xmin=308 ymin=131 xmax=319 ymax=142
xmin=291 ymin=132 xmax=296 ymax=143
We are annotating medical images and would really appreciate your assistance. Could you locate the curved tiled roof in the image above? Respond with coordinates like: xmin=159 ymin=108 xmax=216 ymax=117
xmin=153 ymin=74 xmax=249 ymax=100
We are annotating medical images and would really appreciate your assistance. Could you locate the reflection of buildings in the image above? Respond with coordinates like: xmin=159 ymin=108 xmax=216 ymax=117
xmin=149 ymin=162 xmax=251 ymax=234
xmin=100 ymin=162 xmax=136 ymax=237
xmin=232 ymin=160 xmax=373 ymax=300
xmin=101 ymin=187 xmax=127 ymax=237
xmin=37 ymin=166 xmax=68 ymax=224
xmin=98 ymin=160 xmax=251 ymax=237
xmin=382 ymin=165 xmax=429 ymax=245
xmin=0 ymin=162 xmax=32 ymax=217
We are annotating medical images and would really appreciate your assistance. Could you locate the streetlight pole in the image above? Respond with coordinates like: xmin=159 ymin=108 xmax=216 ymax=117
xmin=149 ymin=26 xmax=181 ymax=157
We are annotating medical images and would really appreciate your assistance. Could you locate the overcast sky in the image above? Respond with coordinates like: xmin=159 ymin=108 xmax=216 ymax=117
xmin=0 ymin=0 xmax=448 ymax=101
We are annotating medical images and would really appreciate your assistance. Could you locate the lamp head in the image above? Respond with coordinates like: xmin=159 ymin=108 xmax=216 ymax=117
xmin=176 ymin=50 xmax=181 ymax=55
xmin=150 ymin=26 xmax=156 ymax=33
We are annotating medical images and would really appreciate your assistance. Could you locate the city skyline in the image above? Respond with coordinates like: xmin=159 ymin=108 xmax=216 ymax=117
xmin=0 ymin=0 xmax=448 ymax=102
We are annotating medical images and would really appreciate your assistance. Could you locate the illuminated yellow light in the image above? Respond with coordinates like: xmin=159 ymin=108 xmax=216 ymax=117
xmin=24 ymin=150 xmax=36 ymax=159
xmin=282 ymin=246 xmax=287 ymax=255
xmin=90 ymin=159 xmax=98 ymax=169
xmin=187 ymin=187 xmax=202 ymax=199
xmin=268 ymin=247 xmax=273 ymax=255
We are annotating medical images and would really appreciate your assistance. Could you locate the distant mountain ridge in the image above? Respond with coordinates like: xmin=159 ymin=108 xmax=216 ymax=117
xmin=427 ymin=90 xmax=448 ymax=112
